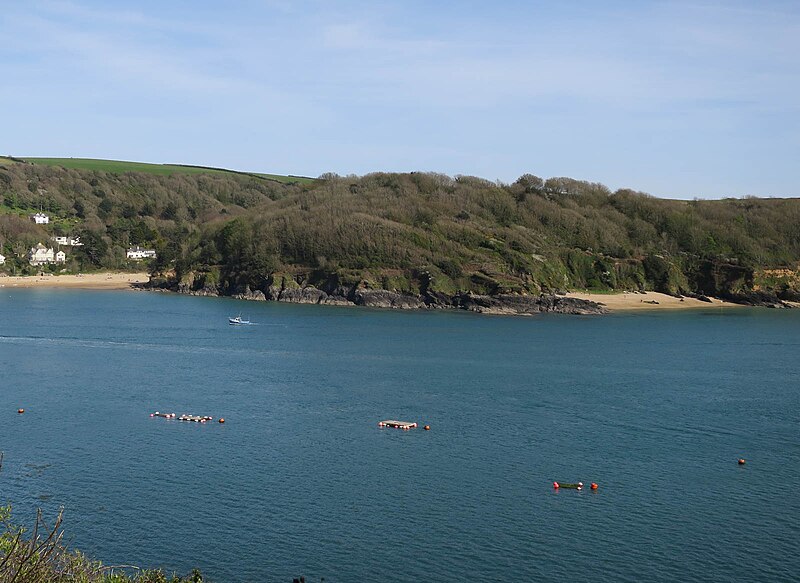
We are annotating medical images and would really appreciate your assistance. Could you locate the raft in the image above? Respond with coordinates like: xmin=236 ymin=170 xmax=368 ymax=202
xmin=553 ymin=481 xmax=584 ymax=490
xmin=378 ymin=420 xmax=417 ymax=430
xmin=178 ymin=414 xmax=214 ymax=423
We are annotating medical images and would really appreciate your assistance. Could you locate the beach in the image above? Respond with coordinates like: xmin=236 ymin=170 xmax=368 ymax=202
xmin=0 ymin=276 xmax=787 ymax=311
xmin=0 ymin=272 xmax=149 ymax=290
xmin=566 ymin=291 xmax=744 ymax=312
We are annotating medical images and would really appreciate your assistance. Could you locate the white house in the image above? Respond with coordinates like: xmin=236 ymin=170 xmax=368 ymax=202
xmin=0 ymin=253 xmax=5 ymax=265
xmin=32 ymin=213 xmax=50 ymax=224
xmin=127 ymin=246 xmax=157 ymax=260
xmin=28 ymin=243 xmax=65 ymax=266
xmin=29 ymin=243 xmax=54 ymax=265
xmin=51 ymin=235 xmax=83 ymax=246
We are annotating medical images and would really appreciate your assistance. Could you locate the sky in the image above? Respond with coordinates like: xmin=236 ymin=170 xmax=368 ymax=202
xmin=0 ymin=0 xmax=798 ymax=199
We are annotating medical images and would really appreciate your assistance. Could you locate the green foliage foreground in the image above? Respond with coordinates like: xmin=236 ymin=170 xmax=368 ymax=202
xmin=0 ymin=506 xmax=204 ymax=583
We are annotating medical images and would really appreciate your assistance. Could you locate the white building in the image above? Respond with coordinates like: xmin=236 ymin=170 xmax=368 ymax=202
xmin=32 ymin=213 xmax=50 ymax=224
xmin=0 ymin=253 xmax=5 ymax=265
xmin=29 ymin=243 xmax=54 ymax=265
xmin=28 ymin=243 xmax=65 ymax=266
xmin=127 ymin=246 xmax=157 ymax=260
xmin=51 ymin=235 xmax=83 ymax=246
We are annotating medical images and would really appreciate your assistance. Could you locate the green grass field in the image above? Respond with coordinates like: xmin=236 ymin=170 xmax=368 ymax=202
xmin=5 ymin=157 xmax=315 ymax=184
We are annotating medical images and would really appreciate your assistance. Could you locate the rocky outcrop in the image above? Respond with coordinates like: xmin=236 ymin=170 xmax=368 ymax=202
xmin=275 ymin=287 xmax=328 ymax=304
xmin=721 ymin=290 xmax=793 ymax=308
xmin=352 ymin=289 xmax=426 ymax=309
xmin=453 ymin=292 xmax=606 ymax=315
xmin=232 ymin=286 xmax=266 ymax=301
xmin=150 ymin=276 xmax=606 ymax=316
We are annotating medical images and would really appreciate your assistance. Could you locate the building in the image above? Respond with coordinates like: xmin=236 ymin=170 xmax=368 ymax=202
xmin=32 ymin=213 xmax=50 ymax=224
xmin=0 ymin=253 xmax=5 ymax=265
xmin=28 ymin=243 xmax=66 ymax=266
xmin=51 ymin=235 xmax=83 ymax=246
xmin=127 ymin=246 xmax=157 ymax=260
xmin=29 ymin=243 xmax=54 ymax=265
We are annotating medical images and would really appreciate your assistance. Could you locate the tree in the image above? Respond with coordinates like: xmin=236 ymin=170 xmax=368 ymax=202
xmin=75 ymin=229 xmax=108 ymax=267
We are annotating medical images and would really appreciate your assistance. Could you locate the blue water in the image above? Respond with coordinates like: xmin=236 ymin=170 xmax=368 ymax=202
xmin=1 ymin=289 xmax=799 ymax=582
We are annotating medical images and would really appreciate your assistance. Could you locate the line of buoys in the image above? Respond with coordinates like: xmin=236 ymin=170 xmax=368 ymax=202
xmin=150 ymin=412 xmax=225 ymax=424
xmin=150 ymin=412 xmax=176 ymax=419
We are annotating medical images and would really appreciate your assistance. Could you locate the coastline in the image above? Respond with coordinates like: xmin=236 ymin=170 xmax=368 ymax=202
xmin=3 ymin=273 xmax=790 ymax=313
xmin=0 ymin=272 xmax=149 ymax=290
xmin=565 ymin=291 xmax=744 ymax=312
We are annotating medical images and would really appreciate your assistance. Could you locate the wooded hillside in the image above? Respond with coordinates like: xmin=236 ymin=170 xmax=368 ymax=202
xmin=1 ymin=159 xmax=798 ymax=302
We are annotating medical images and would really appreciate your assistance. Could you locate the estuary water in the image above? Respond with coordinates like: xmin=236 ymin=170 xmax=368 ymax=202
xmin=1 ymin=289 xmax=799 ymax=582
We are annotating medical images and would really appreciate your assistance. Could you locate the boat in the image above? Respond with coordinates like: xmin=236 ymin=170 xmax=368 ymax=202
xmin=229 ymin=314 xmax=251 ymax=325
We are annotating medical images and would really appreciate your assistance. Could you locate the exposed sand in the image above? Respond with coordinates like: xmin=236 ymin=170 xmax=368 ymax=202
xmin=566 ymin=291 xmax=744 ymax=312
xmin=0 ymin=272 xmax=149 ymax=290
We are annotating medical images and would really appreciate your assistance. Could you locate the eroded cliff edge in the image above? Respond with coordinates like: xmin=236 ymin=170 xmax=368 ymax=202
xmin=147 ymin=273 xmax=607 ymax=316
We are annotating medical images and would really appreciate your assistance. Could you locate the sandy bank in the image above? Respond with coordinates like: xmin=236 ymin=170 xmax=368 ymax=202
xmin=0 ymin=272 xmax=149 ymax=290
xmin=565 ymin=291 xmax=744 ymax=312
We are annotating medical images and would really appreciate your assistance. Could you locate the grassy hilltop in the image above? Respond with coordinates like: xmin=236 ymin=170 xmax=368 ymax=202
xmin=0 ymin=156 xmax=799 ymax=304
xmin=19 ymin=156 xmax=316 ymax=184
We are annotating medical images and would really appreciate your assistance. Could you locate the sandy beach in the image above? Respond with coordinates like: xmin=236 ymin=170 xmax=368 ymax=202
xmin=0 ymin=272 xmax=149 ymax=290
xmin=566 ymin=291 xmax=744 ymax=312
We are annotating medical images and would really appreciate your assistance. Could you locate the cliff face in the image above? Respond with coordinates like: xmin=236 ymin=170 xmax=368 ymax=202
xmin=153 ymin=272 xmax=608 ymax=316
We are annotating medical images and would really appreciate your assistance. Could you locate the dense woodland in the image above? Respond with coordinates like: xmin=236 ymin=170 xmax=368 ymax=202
xmin=1 ymin=159 xmax=799 ymax=302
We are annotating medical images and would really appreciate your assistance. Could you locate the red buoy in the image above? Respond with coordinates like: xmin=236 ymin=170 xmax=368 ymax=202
xmin=738 ymin=458 xmax=746 ymax=465
xmin=590 ymin=482 xmax=598 ymax=490
xmin=553 ymin=482 xmax=559 ymax=489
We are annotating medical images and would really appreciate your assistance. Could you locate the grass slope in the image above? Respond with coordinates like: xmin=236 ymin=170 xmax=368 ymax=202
xmin=15 ymin=157 xmax=315 ymax=184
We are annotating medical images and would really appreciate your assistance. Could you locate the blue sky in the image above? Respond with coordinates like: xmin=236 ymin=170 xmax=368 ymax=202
xmin=1 ymin=0 xmax=798 ymax=199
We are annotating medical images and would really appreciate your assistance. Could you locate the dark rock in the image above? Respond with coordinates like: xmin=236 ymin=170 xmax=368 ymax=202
xmin=232 ymin=286 xmax=266 ymax=301
xmin=721 ymin=290 xmax=792 ymax=308
xmin=453 ymin=293 xmax=606 ymax=315
xmin=777 ymin=289 xmax=800 ymax=303
xmin=353 ymin=289 xmax=425 ymax=309
xmin=320 ymin=294 xmax=352 ymax=306
xmin=278 ymin=287 xmax=328 ymax=304
xmin=423 ymin=290 xmax=455 ymax=308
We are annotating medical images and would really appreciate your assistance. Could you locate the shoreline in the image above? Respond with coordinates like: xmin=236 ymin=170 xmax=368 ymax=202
xmin=565 ymin=291 xmax=744 ymax=312
xmin=2 ymin=275 xmax=791 ymax=313
xmin=0 ymin=272 xmax=149 ymax=290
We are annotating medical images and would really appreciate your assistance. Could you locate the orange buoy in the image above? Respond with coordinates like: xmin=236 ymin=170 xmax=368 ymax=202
xmin=553 ymin=481 xmax=559 ymax=489
xmin=738 ymin=458 xmax=746 ymax=465
xmin=590 ymin=482 xmax=598 ymax=490
xmin=17 ymin=408 xmax=24 ymax=414
xmin=424 ymin=425 xmax=430 ymax=431
xmin=219 ymin=418 xmax=225 ymax=423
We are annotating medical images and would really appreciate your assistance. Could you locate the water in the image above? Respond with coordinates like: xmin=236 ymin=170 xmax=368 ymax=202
xmin=1 ymin=289 xmax=799 ymax=582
